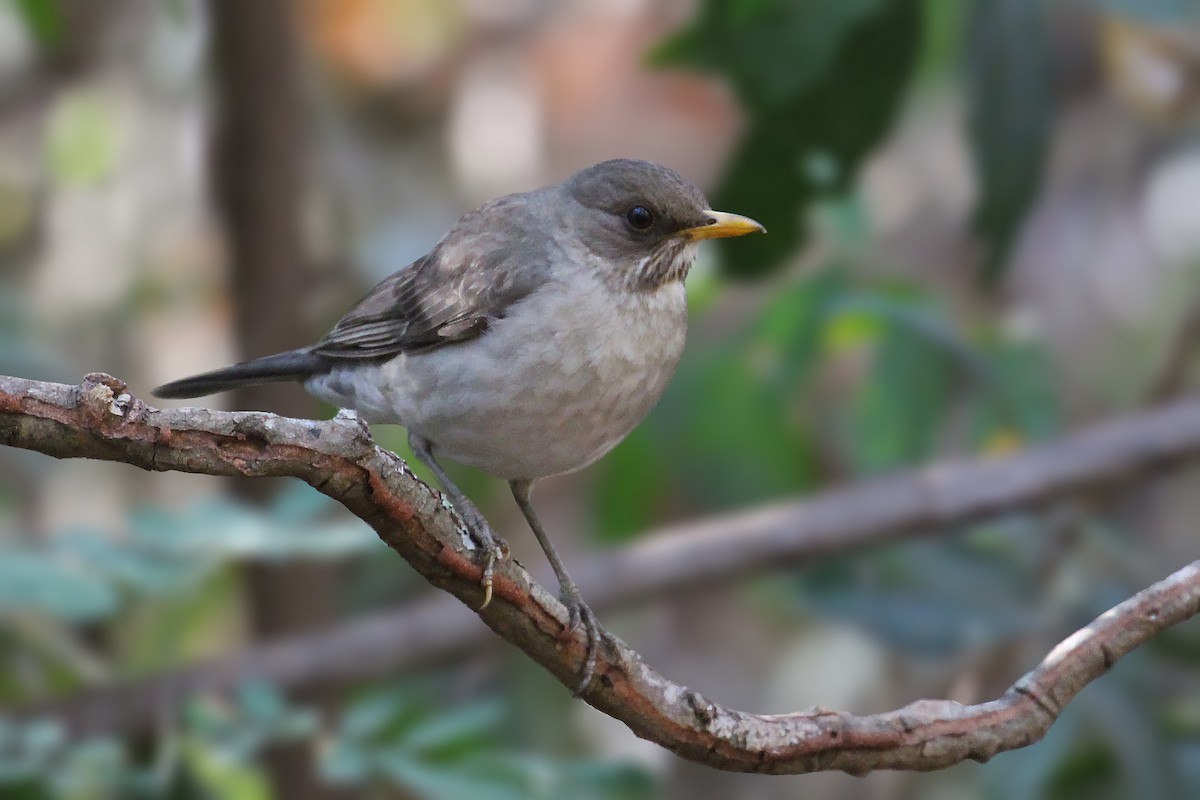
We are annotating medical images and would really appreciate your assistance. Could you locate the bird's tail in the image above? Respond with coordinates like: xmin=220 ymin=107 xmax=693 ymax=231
xmin=153 ymin=349 xmax=328 ymax=399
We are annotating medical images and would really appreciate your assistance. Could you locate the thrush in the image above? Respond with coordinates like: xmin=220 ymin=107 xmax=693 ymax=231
xmin=155 ymin=159 xmax=765 ymax=693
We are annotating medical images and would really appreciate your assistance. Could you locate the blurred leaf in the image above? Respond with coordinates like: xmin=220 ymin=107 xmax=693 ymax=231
xmin=838 ymin=294 xmax=960 ymax=472
xmin=376 ymin=754 xmax=530 ymax=800
xmin=374 ymin=753 xmax=652 ymax=800
xmin=323 ymin=689 xmax=653 ymax=798
xmin=590 ymin=426 xmax=672 ymax=542
xmin=235 ymin=681 xmax=290 ymax=727
xmin=544 ymin=759 xmax=656 ymax=800
xmin=0 ymin=551 xmax=119 ymax=622
xmin=14 ymin=720 xmax=66 ymax=760
xmin=46 ymin=91 xmax=122 ymax=188
xmin=655 ymin=0 xmax=890 ymax=113
xmin=12 ymin=0 xmax=64 ymax=50
xmin=798 ymin=537 xmax=1043 ymax=655
xmin=1078 ymin=678 xmax=1182 ymax=800
xmin=402 ymin=699 xmax=506 ymax=758
xmin=182 ymin=684 xmax=314 ymax=771
xmin=1172 ymin=741 xmax=1200 ymax=793
xmin=803 ymin=587 xmax=1031 ymax=654
xmin=0 ymin=719 xmax=63 ymax=791
xmin=320 ymin=742 xmax=371 ymax=786
xmin=969 ymin=337 xmax=1060 ymax=446
xmin=1100 ymin=0 xmax=1200 ymax=23
xmin=671 ymin=350 xmax=815 ymax=502
xmin=181 ymin=736 xmax=270 ymax=800
xmin=0 ymin=783 xmax=50 ymax=800
xmin=337 ymin=688 xmax=417 ymax=742
xmin=130 ymin=498 xmax=381 ymax=561
xmin=0 ymin=723 xmax=168 ymax=798
xmin=753 ymin=266 xmax=851 ymax=391
xmin=57 ymin=529 xmax=204 ymax=597
xmin=984 ymin=706 xmax=1086 ymax=800
xmin=267 ymin=482 xmax=338 ymax=523
xmin=234 ymin=680 xmax=317 ymax=740
xmin=661 ymin=0 xmax=922 ymax=276
xmin=833 ymin=288 xmax=982 ymax=368
xmin=50 ymin=737 xmax=127 ymax=798
xmin=916 ymin=0 xmax=967 ymax=80
xmin=965 ymin=0 xmax=1053 ymax=282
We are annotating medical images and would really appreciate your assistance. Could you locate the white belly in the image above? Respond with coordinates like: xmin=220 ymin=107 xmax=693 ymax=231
xmin=306 ymin=278 xmax=687 ymax=480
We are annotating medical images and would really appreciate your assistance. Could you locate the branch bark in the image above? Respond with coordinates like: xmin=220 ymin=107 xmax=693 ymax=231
xmin=3 ymin=373 xmax=1200 ymax=774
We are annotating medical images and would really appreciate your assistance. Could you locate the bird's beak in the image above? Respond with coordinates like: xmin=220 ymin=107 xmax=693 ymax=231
xmin=679 ymin=210 xmax=767 ymax=241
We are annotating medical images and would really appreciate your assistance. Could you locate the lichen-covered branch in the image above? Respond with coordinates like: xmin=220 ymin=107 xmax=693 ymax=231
xmin=2 ymin=373 xmax=1199 ymax=774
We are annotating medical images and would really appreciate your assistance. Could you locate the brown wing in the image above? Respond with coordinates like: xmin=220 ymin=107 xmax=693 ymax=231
xmin=312 ymin=195 xmax=550 ymax=360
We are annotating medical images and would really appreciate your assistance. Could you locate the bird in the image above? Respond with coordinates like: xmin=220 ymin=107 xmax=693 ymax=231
xmin=154 ymin=159 xmax=765 ymax=693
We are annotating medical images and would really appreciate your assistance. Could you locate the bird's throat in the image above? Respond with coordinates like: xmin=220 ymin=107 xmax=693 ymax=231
xmin=627 ymin=240 xmax=697 ymax=292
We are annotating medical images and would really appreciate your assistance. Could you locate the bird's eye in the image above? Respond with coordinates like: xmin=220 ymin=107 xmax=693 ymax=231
xmin=626 ymin=205 xmax=654 ymax=230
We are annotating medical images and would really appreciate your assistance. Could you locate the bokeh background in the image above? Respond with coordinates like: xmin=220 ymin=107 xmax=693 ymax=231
xmin=3 ymin=0 xmax=1200 ymax=798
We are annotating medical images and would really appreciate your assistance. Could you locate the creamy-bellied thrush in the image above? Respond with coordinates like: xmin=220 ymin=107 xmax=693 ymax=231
xmin=155 ymin=159 xmax=765 ymax=693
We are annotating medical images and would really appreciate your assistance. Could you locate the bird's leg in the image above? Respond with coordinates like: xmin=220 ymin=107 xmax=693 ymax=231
xmin=510 ymin=479 xmax=607 ymax=696
xmin=408 ymin=431 xmax=506 ymax=609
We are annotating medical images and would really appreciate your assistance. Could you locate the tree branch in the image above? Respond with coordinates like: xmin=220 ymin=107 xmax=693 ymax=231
xmin=2 ymin=373 xmax=1200 ymax=774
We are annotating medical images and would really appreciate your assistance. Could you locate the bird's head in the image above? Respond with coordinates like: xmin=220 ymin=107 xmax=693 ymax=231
xmin=557 ymin=159 xmax=765 ymax=290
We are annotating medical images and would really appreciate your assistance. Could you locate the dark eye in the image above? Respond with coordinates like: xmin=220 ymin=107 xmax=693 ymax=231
xmin=626 ymin=205 xmax=654 ymax=230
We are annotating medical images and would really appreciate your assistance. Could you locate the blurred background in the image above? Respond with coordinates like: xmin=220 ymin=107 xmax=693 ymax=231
xmin=2 ymin=0 xmax=1200 ymax=797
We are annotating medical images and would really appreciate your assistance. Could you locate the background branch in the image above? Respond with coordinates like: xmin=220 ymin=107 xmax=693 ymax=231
xmin=2 ymin=373 xmax=1199 ymax=774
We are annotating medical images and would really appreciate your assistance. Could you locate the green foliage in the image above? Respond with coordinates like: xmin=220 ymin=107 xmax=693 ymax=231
xmin=322 ymin=689 xmax=655 ymax=800
xmin=129 ymin=484 xmax=383 ymax=562
xmin=185 ymin=681 xmax=318 ymax=765
xmin=969 ymin=337 xmax=1060 ymax=444
xmin=0 ymin=686 xmax=655 ymax=799
xmin=657 ymin=0 xmax=923 ymax=276
xmin=12 ymin=0 xmax=64 ymax=51
xmin=1101 ymin=0 xmax=1200 ymax=22
xmin=0 ymin=718 xmax=167 ymax=799
xmin=964 ymin=0 xmax=1053 ymax=283
xmin=655 ymin=0 xmax=890 ymax=113
xmin=835 ymin=289 xmax=966 ymax=472
xmin=0 ymin=551 xmax=119 ymax=623
xmin=0 ymin=486 xmax=386 ymax=683
xmin=796 ymin=522 xmax=1045 ymax=655
xmin=916 ymin=0 xmax=966 ymax=80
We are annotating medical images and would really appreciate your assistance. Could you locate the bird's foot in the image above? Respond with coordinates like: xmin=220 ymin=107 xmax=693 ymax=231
xmin=560 ymin=585 xmax=610 ymax=696
xmin=454 ymin=502 xmax=508 ymax=611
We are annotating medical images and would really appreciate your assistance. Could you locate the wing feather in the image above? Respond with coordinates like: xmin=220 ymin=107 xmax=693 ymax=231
xmin=311 ymin=195 xmax=550 ymax=361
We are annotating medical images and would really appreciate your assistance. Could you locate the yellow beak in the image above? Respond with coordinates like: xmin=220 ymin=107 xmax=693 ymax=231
xmin=679 ymin=210 xmax=767 ymax=241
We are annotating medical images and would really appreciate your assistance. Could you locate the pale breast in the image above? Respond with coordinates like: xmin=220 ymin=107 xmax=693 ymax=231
xmin=307 ymin=276 xmax=688 ymax=480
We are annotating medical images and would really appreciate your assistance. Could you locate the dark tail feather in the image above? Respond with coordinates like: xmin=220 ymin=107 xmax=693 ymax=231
xmin=153 ymin=349 xmax=328 ymax=399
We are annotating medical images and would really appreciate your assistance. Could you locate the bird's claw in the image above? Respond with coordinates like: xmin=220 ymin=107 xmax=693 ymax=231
xmin=561 ymin=588 xmax=606 ymax=696
xmin=457 ymin=504 xmax=507 ymax=611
